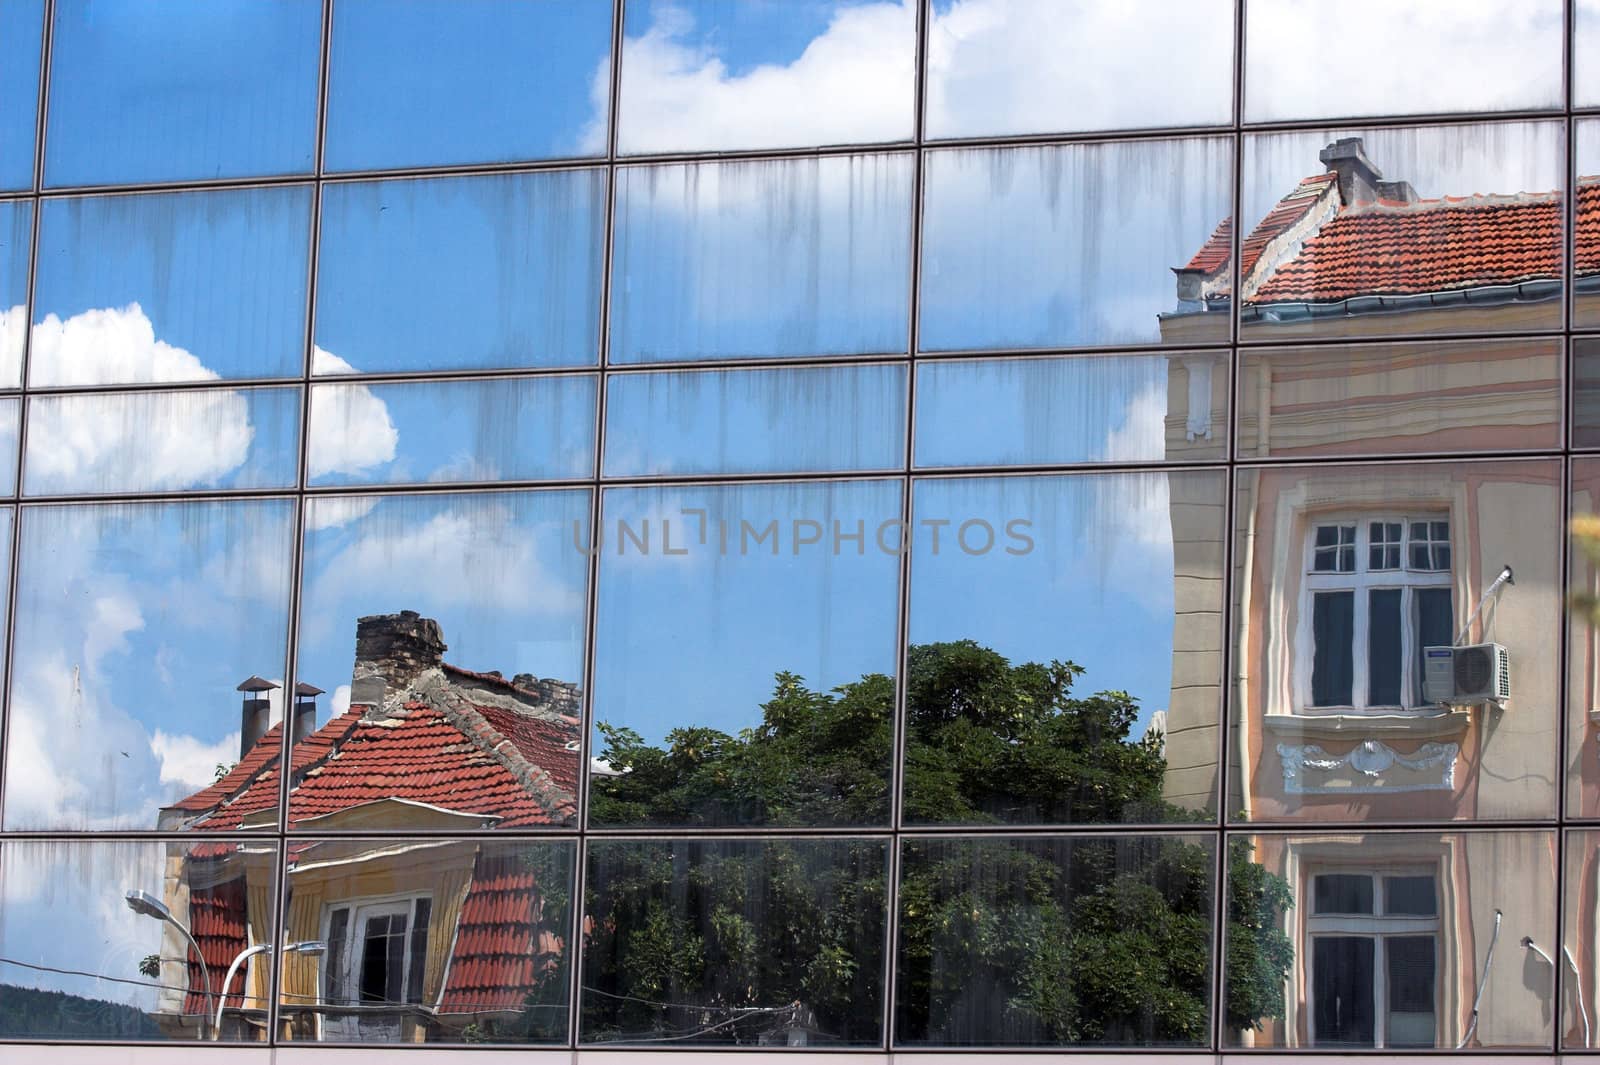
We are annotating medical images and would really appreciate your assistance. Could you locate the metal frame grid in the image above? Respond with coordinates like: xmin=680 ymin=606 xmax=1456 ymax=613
xmin=0 ymin=0 xmax=1593 ymax=1055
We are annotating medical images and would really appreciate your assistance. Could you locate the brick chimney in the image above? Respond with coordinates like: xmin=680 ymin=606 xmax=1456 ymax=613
xmin=1319 ymin=137 xmax=1383 ymax=205
xmin=350 ymin=611 xmax=447 ymax=706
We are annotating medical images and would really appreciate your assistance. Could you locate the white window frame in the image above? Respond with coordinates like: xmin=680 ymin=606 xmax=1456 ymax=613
xmin=320 ymin=892 xmax=431 ymax=1008
xmin=1296 ymin=513 xmax=1453 ymax=713
xmin=1306 ymin=868 xmax=1441 ymax=1050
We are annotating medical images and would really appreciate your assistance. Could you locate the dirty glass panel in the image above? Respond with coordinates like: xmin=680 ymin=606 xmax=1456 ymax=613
xmin=0 ymin=199 xmax=28 ymax=389
xmin=1239 ymin=121 xmax=1565 ymax=342
xmin=4 ymin=498 xmax=296 ymax=831
xmin=0 ymin=399 xmax=17 ymax=495
xmin=25 ymin=386 xmax=300 ymax=495
xmin=1563 ymin=830 xmax=1600 ymax=1048
xmin=1583 ymin=3 xmax=1600 ymax=108
xmin=1237 ymin=339 xmax=1562 ymax=458
xmin=895 ymin=833 xmax=1215 ymax=1047
xmin=919 ymin=138 xmax=1233 ymax=352
xmin=291 ymin=490 xmax=590 ymax=832
xmin=926 ymin=0 xmax=1232 ymax=139
xmin=1578 ymin=120 xmax=1600 ymax=331
xmin=326 ymin=0 xmax=611 ymax=171
xmin=604 ymin=363 xmax=905 ymax=477
xmin=1245 ymin=0 xmax=1562 ymax=122
xmin=915 ymin=353 xmax=1227 ymax=467
xmin=277 ymin=838 xmax=574 ymax=1045
xmin=1231 ymin=460 xmax=1561 ymax=824
xmin=582 ymin=837 xmax=887 ymax=1046
xmin=31 ymin=186 xmax=313 ymax=386
xmin=616 ymin=0 xmax=914 ymax=154
xmin=0 ymin=0 xmax=43 ymax=191
xmin=45 ymin=0 xmax=320 ymax=187
xmin=1568 ymin=457 xmax=1600 ymax=820
xmin=316 ymin=171 xmax=603 ymax=374
xmin=905 ymin=471 xmax=1225 ymax=824
xmin=589 ymin=479 xmax=901 ymax=827
xmin=1224 ymin=829 xmax=1556 ymax=1049
xmin=0 ymin=839 xmax=281 ymax=1042
xmin=308 ymin=375 xmax=596 ymax=488
xmin=611 ymin=154 xmax=912 ymax=363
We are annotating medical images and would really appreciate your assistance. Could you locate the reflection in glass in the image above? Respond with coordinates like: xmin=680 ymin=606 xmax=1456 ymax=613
xmin=278 ymin=838 xmax=573 ymax=1044
xmin=0 ymin=839 xmax=280 ymax=1041
xmin=1237 ymin=123 xmax=1565 ymax=341
xmin=326 ymin=0 xmax=610 ymax=171
xmin=1583 ymin=3 xmax=1600 ymax=108
xmin=616 ymin=0 xmax=914 ymax=155
xmin=1577 ymin=120 xmax=1600 ymax=330
xmin=0 ymin=0 xmax=43 ymax=190
xmin=1237 ymin=340 xmax=1562 ymax=459
xmin=1569 ymin=458 xmax=1600 ymax=821
xmin=895 ymin=834 xmax=1215 ymax=1047
xmin=605 ymin=364 xmax=905 ymax=477
xmin=26 ymin=387 xmax=300 ymax=495
xmin=1563 ymin=831 xmax=1600 ymax=1048
xmin=308 ymin=376 xmax=595 ymax=487
xmin=926 ymin=0 xmax=1232 ymax=139
xmin=1244 ymin=1 xmax=1562 ymax=122
xmin=1225 ymin=830 xmax=1556 ymax=1049
xmin=45 ymin=0 xmax=319 ymax=187
xmin=317 ymin=172 xmax=603 ymax=374
xmin=0 ymin=400 xmax=17 ymax=495
xmin=1231 ymin=460 xmax=1559 ymax=823
xmin=282 ymin=491 xmax=590 ymax=832
xmin=590 ymin=480 xmax=901 ymax=827
xmin=582 ymin=838 xmax=887 ymax=1046
xmin=611 ymin=154 xmax=911 ymax=363
xmin=0 ymin=199 xmax=31 ymax=388
xmin=32 ymin=186 xmax=313 ymax=386
xmin=5 ymin=499 xmax=294 ymax=831
xmin=916 ymin=354 xmax=1226 ymax=467
xmin=907 ymin=472 xmax=1224 ymax=824
xmin=920 ymin=139 xmax=1232 ymax=352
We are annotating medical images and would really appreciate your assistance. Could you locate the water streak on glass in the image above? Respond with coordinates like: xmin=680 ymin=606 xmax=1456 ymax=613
xmin=605 ymin=363 xmax=906 ymax=476
xmin=611 ymin=154 xmax=913 ymax=363
xmin=316 ymin=172 xmax=604 ymax=374
xmin=0 ymin=200 xmax=30 ymax=389
xmin=0 ymin=0 xmax=43 ymax=191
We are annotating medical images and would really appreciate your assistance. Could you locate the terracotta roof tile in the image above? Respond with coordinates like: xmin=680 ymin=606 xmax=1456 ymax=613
xmin=185 ymin=872 xmax=248 ymax=1016
xmin=439 ymin=850 xmax=564 ymax=1013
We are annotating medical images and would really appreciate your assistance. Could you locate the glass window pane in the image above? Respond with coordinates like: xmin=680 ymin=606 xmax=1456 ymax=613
xmin=1233 ymin=460 xmax=1559 ymax=822
xmin=25 ymin=386 xmax=300 ymax=495
xmin=288 ymin=490 xmax=590 ymax=833
xmin=916 ymin=353 xmax=1227 ymax=467
xmin=279 ymin=839 xmax=573 ymax=1044
xmin=1576 ymin=1 xmax=1600 ymax=108
xmin=610 ymin=154 xmax=911 ymax=363
xmin=1238 ymin=340 xmax=1562 ymax=459
xmin=581 ymin=838 xmax=887 ymax=1046
xmin=316 ymin=172 xmax=603 ymax=374
xmin=604 ymin=364 xmax=905 ymax=477
xmin=616 ymin=0 xmax=914 ymax=155
xmin=926 ymin=0 xmax=1232 ymax=139
xmin=1563 ymin=830 xmax=1600 ymax=1048
xmin=32 ymin=187 xmax=312 ymax=386
xmin=895 ymin=834 xmax=1215 ymax=1048
xmin=920 ymin=138 xmax=1232 ymax=352
xmin=1226 ymin=829 xmax=1555 ymax=1049
xmin=308 ymin=376 xmax=596 ymax=488
xmin=1384 ymin=875 xmax=1437 ymax=916
xmin=1313 ymin=873 xmax=1373 ymax=915
xmin=906 ymin=471 xmax=1225 ymax=824
xmin=1239 ymin=122 xmax=1565 ymax=342
xmin=0 ymin=399 xmax=17 ymax=495
xmin=1367 ymin=589 xmax=1402 ymax=707
xmin=1245 ymin=1 xmax=1562 ymax=123
xmin=5 ymin=499 xmax=295 ymax=831
xmin=326 ymin=0 xmax=611 ymax=171
xmin=0 ymin=199 xmax=32 ymax=389
xmin=0 ymin=839 xmax=280 ymax=1042
xmin=1577 ymin=120 xmax=1600 ymax=330
xmin=1570 ymin=462 xmax=1600 ymax=820
xmin=1 ymin=0 xmax=43 ymax=191
xmin=589 ymin=480 xmax=900 ymax=827
xmin=45 ymin=0 xmax=319 ymax=187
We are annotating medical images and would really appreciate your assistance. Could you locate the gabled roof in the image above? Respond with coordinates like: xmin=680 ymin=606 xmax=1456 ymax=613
xmin=438 ymin=849 xmax=565 ymax=1014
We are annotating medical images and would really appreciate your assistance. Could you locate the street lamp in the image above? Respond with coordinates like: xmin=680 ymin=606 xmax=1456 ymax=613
xmin=214 ymin=940 xmax=325 ymax=1040
xmin=124 ymin=888 xmax=211 ymax=1040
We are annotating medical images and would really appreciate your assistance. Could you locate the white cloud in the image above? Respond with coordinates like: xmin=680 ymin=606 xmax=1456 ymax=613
xmin=0 ymin=304 xmax=24 ymax=387
xmin=1099 ymin=382 xmax=1167 ymax=464
xmin=29 ymin=302 xmax=218 ymax=387
xmin=150 ymin=729 xmax=240 ymax=792
xmin=306 ymin=494 xmax=380 ymax=532
xmin=308 ymin=348 xmax=399 ymax=480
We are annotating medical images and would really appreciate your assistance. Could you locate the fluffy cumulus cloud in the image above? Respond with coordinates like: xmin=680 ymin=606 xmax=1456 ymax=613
xmin=308 ymin=347 xmax=399 ymax=480
xmin=150 ymin=728 xmax=242 ymax=792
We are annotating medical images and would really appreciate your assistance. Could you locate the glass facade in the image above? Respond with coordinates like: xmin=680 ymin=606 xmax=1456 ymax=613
xmin=0 ymin=0 xmax=1595 ymax=1059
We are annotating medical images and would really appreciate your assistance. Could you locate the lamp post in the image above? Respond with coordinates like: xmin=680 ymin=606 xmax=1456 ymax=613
xmin=124 ymin=888 xmax=211 ymax=1040
xmin=214 ymin=940 xmax=325 ymax=1040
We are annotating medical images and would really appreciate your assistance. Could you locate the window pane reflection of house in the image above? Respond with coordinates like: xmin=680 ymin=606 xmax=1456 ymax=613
xmin=1562 ymin=830 xmax=1600 ymax=1049
xmin=1224 ymin=829 xmax=1556 ymax=1050
xmin=1567 ymin=457 xmax=1600 ymax=820
xmin=277 ymin=838 xmax=574 ymax=1045
xmin=1220 ymin=460 xmax=1560 ymax=823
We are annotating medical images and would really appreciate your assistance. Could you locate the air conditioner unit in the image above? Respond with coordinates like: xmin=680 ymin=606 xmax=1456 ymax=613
xmin=1423 ymin=643 xmax=1510 ymax=706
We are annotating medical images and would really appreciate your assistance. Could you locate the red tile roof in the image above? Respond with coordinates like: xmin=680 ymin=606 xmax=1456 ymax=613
xmin=1182 ymin=173 xmax=1339 ymax=292
xmin=438 ymin=850 xmax=565 ymax=1014
xmin=185 ymin=872 xmax=248 ymax=1016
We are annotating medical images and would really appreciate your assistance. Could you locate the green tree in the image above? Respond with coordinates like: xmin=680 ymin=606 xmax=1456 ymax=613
xmin=582 ymin=641 xmax=1293 ymax=1046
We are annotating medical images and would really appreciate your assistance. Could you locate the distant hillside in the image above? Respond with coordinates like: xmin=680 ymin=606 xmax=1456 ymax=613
xmin=0 ymin=983 xmax=161 ymax=1038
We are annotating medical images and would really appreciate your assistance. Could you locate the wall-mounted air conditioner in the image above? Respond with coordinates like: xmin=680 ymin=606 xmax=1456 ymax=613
xmin=1423 ymin=643 xmax=1510 ymax=706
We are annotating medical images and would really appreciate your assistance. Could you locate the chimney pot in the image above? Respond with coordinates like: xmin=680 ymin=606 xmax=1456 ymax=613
xmin=292 ymin=682 xmax=321 ymax=744
xmin=1319 ymin=137 xmax=1384 ymax=205
xmin=350 ymin=611 xmax=448 ymax=706
xmin=237 ymin=676 xmax=278 ymax=757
